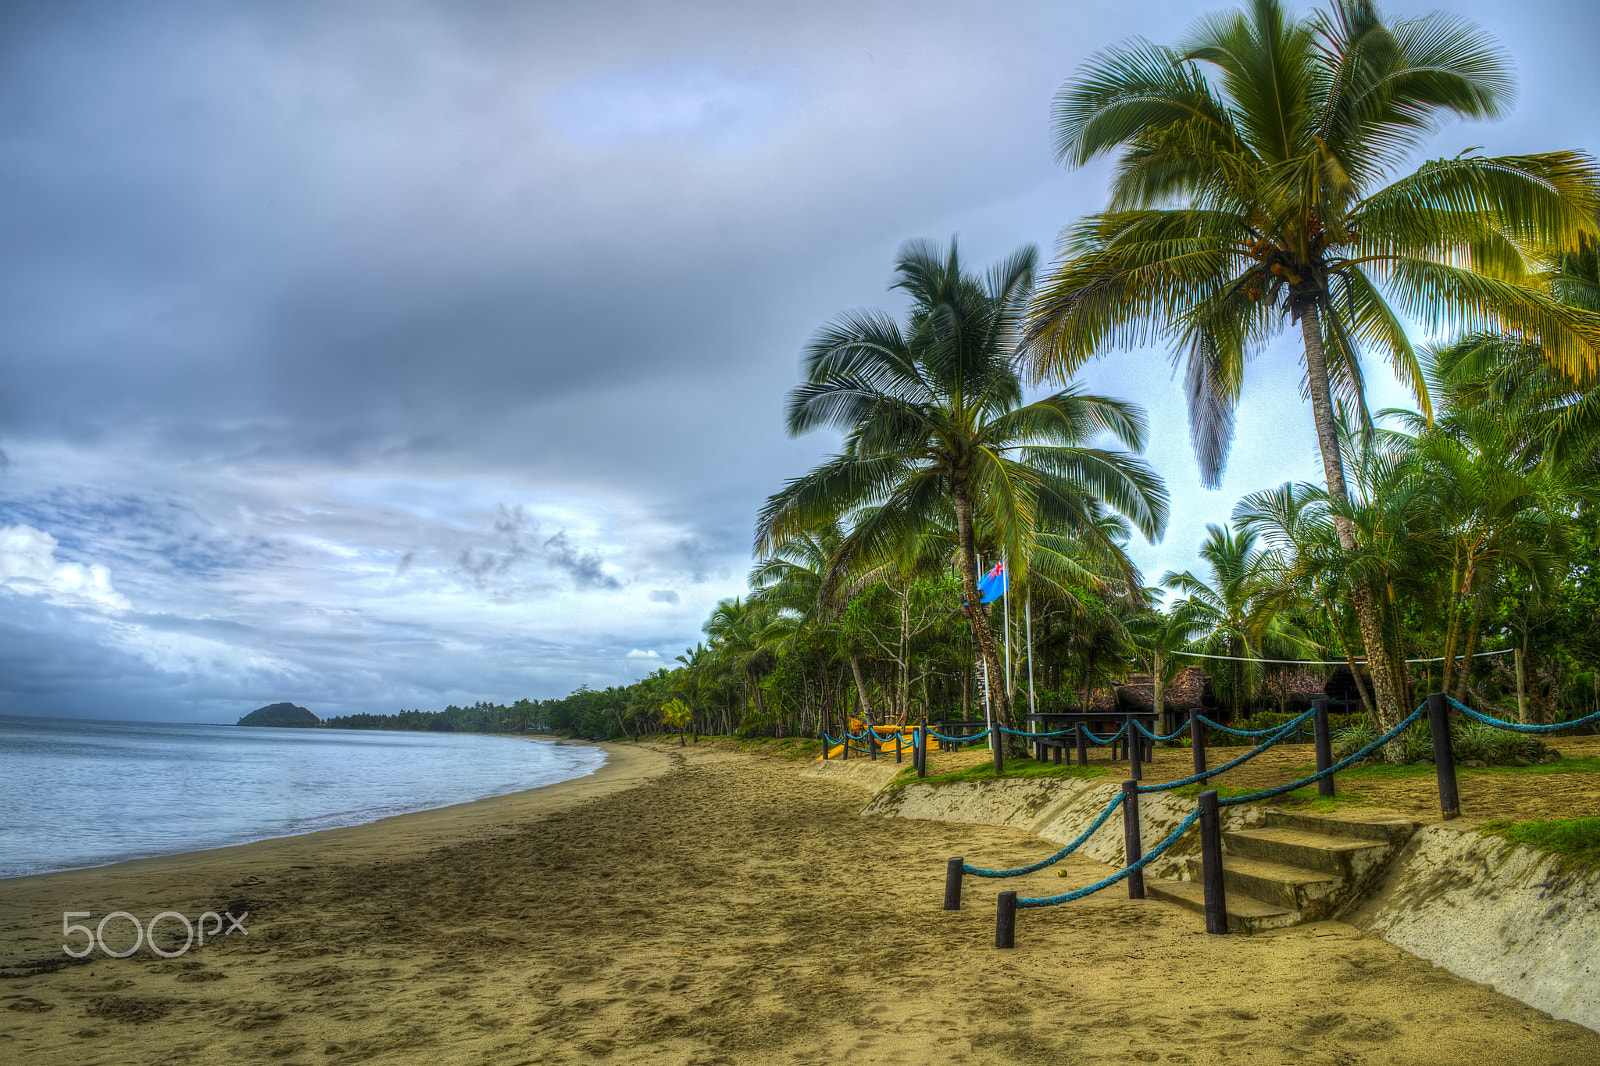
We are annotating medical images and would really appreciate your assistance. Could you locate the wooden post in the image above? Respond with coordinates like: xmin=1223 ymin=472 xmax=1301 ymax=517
xmin=1122 ymin=780 xmax=1144 ymax=899
xmin=993 ymin=728 xmax=1004 ymax=777
xmin=1075 ymin=724 xmax=1088 ymax=766
xmin=1426 ymin=692 xmax=1461 ymax=820
xmin=995 ymin=891 xmax=1017 ymax=949
xmin=896 ymin=733 xmax=903 ymax=764
xmin=1052 ymin=742 xmax=1063 ymax=766
xmin=1190 ymin=709 xmax=1206 ymax=777
xmin=823 ymin=734 xmax=830 ymax=760
xmin=869 ymin=732 xmax=877 ymax=761
xmin=1199 ymin=789 xmax=1228 ymax=935
xmin=1313 ymin=698 xmax=1334 ymax=798
xmin=842 ymin=730 xmax=848 ymax=760
xmin=1127 ymin=714 xmax=1141 ymax=781
xmin=944 ymin=857 xmax=964 ymax=910
xmin=916 ymin=727 xmax=927 ymax=778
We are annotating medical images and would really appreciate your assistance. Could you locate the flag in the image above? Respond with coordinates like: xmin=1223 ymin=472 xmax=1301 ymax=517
xmin=978 ymin=560 xmax=1007 ymax=603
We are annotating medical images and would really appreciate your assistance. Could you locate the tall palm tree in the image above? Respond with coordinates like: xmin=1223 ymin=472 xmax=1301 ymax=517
xmin=757 ymin=238 xmax=1169 ymax=734
xmin=1123 ymin=599 xmax=1206 ymax=729
xmin=702 ymin=597 xmax=795 ymax=734
xmin=1429 ymin=239 xmax=1600 ymax=473
xmin=1163 ymin=524 xmax=1280 ymax=720
xmin=1023 ymin=0 xmax=1600 ymax=737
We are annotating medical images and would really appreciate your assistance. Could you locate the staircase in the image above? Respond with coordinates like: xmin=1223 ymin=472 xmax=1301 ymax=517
xmin=1148 ymin=811 xmax=1417 ymax=934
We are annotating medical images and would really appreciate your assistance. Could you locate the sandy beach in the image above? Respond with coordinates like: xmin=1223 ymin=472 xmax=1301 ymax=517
xmin=3 ymin=740 xmax=1597 ymax=1065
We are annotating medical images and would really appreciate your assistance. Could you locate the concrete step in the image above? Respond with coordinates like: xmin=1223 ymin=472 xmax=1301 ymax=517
xmin=1146 ymin=879 xmax=1298 ymax=935
xmin=1223 ymin=826 xmax=1389 ymax=876
xmin=1183 ymin=854 xmax=1338 ymax=912
xmin=1263 ymin=810 xmax=1416 ymax=844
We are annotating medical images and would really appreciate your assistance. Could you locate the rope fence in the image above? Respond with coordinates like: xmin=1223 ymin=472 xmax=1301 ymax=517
xmin=1447 ymin=696 xmax=1600 ymax=734
xmin=939 ymin=688 xmax=1600 ymax=947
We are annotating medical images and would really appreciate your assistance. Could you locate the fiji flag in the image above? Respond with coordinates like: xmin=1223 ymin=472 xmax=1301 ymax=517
xmin=977 ymin=560 xmax=1008 ymax=604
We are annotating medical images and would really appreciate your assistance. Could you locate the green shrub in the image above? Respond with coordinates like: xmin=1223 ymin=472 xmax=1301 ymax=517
xmin=1335 ymin=719 xmax=1544 ymax=766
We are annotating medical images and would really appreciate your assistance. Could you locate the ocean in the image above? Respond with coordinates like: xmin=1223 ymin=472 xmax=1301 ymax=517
xmin=0 ymin=715 xmax=607 ymax=879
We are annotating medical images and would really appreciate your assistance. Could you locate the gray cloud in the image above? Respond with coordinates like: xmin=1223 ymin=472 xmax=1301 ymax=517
xmin=0 ymin=0 xmax=1594 ymax=718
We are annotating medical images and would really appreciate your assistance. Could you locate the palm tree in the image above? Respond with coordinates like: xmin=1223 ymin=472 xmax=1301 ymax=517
xmin=701 ymin=597 xmax=795 ymax=734
xmin=757 ymin=238 xmax=1168 ymax=736
xmin=1023 ymin=0 xmax=1600 ymax=737
xmin=1163 ymin=523 xmax=1309 ymax=719
xmin=1123 ymin=600 xmax=1206 ymax=729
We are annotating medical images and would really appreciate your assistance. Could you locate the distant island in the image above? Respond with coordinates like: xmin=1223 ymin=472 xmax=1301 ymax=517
xmin=237 ymin=702 xmax=321 ymax=728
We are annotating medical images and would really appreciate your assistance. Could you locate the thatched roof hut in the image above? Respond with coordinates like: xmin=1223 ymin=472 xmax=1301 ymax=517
xmin=1114 ymin=666 xmax=1210 ymax=713
xmin=1114 ymin=666 xmax=1211 ymax=733
xmin=1062 ymin=688 xmax=1119 ymax=714
xmin=1260 ymin=666 xmax=1332 ymax=711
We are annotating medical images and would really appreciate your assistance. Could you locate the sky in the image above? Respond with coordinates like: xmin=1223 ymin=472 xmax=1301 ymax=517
xmin=2 ymin=0 xmax=1596 ymax=722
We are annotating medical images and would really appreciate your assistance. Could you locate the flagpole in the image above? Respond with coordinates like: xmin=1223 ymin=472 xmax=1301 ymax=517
xmin=1026 ymin=592 xmax=1036 ymax=717
xmin=1002 ymin=557 xmax=1012 ymax=702
xmin=977 ymin=555 xmax=993 ymax=752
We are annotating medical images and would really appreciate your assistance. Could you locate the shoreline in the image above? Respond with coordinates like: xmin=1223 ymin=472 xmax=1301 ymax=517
xmin=3 ymin=741 xmax=1595 ymax=1065
xmin=0 ymin=730 xmax=621 ymax=887
xmin=0 ymin=741 xmax=672 ymax=971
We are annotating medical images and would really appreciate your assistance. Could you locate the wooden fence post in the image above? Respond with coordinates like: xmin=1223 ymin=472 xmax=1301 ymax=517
xmin=1122 ymin=780 xmax=1144 ymax=899
xmin=995 ymin=891 xmax=1017 ymax=949
xmin=944 ymin=857 xmax=963 ymax=910
xmin=1313 ymin=698 xmax=1334 ymax=799
xmin=1190 ymin=710 xmax=1206 ymax=777
xmin=1426 ymin=692 xmax=1461 ymax=820
xmin=1127 ymin=714 xmax=1141 ymax=780
xmin=1200 ymin=789 xmax=1228 ymax=935
xmin=1075 ymin=724 xmax=1088 ymax=766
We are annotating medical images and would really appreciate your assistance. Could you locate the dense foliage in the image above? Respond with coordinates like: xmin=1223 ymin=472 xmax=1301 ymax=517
xmin=329 ymin=0 xmax=1600 ymax=754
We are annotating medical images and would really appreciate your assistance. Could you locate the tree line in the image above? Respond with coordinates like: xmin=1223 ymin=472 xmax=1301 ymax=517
xmin=342 ymin=0 xmax=1600 ymax=757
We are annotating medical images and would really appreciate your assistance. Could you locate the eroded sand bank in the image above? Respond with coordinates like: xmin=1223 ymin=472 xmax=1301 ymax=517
xmin=2 ymin=743 xmax=1596 ymax=1065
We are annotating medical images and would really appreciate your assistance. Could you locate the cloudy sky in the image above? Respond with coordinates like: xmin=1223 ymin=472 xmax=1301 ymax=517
xmin=2 ymin=0 xmax=1596 ymax=722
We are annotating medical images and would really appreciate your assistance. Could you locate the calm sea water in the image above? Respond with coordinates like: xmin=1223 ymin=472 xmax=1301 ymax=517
xmin=0 ymin=716 xmax=607 ymax=879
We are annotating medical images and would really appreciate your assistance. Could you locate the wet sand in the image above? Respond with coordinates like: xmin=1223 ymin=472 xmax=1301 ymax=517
xmin=2 ymin=741 xmax=1597 ymax=1065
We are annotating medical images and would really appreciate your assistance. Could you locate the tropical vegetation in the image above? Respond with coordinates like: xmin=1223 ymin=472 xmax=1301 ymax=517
xmin=331 ymin=0 xmax=1600 ymax=759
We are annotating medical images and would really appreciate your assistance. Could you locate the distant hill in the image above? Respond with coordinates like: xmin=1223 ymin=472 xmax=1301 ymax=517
xmin=237 ymin=703 xmax=320 ymax=728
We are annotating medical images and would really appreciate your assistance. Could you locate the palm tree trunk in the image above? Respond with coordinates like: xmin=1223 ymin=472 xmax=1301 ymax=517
xmin=849 ymin=656 xmax=874 ymax=726
xmin=1452 ymin=598 xmax=1484 ymax=704
xmin=1152 ymin=652 xmax=1166 ymax=733
xmin=951 ymin=478 xmax=1014 ymax=748
xmin=1301 ymin=306 xmax=1405 ymax=759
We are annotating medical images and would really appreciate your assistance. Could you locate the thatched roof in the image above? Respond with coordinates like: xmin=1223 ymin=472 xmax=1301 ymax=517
xmin=1063 ymin=688 xmax=1119 ymax=714
xmin=1114 ymin=666 xmax=1210 ymax=712
xmin=1260 ymin=666 xmax=1332 ymax=708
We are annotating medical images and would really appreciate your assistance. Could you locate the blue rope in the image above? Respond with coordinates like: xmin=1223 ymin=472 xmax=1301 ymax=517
xmin=1447 ymin=695 xmax=1600 ymax=734
xmin=1133 ymin=720 xmax=1193 ymax=742
xmin=1197 ymin=709 xmax=1313 ymax=738
xmin=1136 ymin=714 xmax=1308 ymax=793
xmin=963 ymin=792 xmax=1125 ymax=879
xmin=997 ymin=725 xmax=1076 ymax=737
xmin=1080 ymin=723 xmax=1128 ymax=744
xmin=1217 ymin=704 xmax=1428 ymax=806
xmin=928 ymin=727 xmax=991 ymax=743
xmin=1018 ymin=809 xmax=1203 ymax=908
